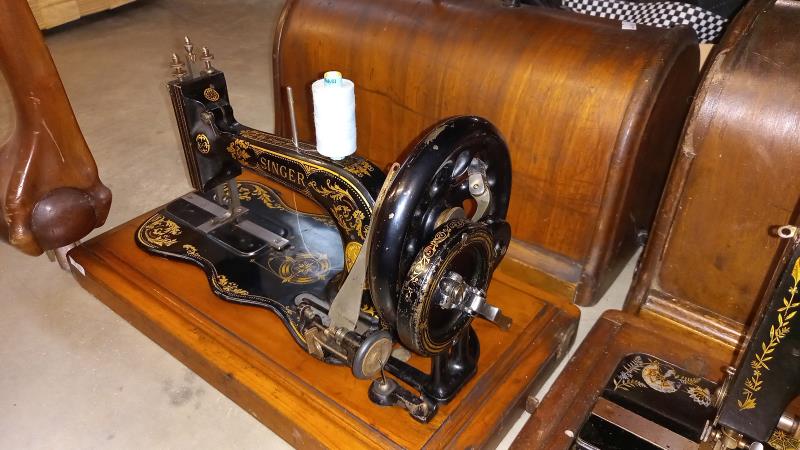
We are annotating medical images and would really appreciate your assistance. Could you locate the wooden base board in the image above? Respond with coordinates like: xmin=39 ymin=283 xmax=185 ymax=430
xmin=29 ymin=0 xmax=135 ymax=29
xmin=67 ymin=200 xmax=579 ymax=449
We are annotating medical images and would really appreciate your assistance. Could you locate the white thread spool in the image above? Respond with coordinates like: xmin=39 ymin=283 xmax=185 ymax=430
xmin=312 ymin=71 xmax=357 ymax=160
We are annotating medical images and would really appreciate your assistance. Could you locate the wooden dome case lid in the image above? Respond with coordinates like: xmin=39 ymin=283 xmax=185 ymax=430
xmin=625 ymin=0 xmax=800 ymax=348
xmin=272 ymin=0 xmax=700 ymax=305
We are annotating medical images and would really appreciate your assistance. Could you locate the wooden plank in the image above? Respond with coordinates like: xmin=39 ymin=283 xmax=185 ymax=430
xmin=28 ymin=0 xmax=136 ymax=29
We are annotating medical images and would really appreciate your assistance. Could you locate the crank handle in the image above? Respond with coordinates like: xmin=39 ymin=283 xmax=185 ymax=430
xmin=477 ymin=302 xmax=513 ymax=330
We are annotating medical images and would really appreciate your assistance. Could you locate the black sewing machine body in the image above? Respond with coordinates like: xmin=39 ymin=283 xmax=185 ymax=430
xmin=135 ymin=46 xmax=513 ymax=421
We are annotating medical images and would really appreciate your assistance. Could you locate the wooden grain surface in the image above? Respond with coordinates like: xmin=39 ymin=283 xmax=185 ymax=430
xmin=272 ymin=0 xmax=700 ymax=306
xmin=625 ymin=0 xmax=800 ymax=343
xmin=68 ymin=172 xmax=579 ymax=449
xmin=28 ymin=0 xmax=136 ymax=29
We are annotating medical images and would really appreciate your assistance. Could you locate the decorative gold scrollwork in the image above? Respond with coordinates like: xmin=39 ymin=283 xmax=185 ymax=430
xmin=138 ymin=214 xmax=181 ymax=247
xmin=203 ymin=87 xmax=220 ymax=102
xmin=239 ymin=128 xmax=272 ymax=141
xmin=267 ymin=252 xmax=331 ymax=284
xmin=236 ymin=184 xmax=283 ymax=210
xmin=611 ymin=356 xmax=711 ymax=407
xmin=407 ymin=219 xmax=469 ymax=284
xmin=344 ymin=241 xmax=362 ymax=271
xmin=195 ymin=133 xmax=211 ymax=154
xmin=214 ymin=275 xmax=249 ymax=295
xmin=345 ymin=160 xmax=374 ymax=177
xmin=308 ymin=179 xmax=367 ymax=240
xmin=738 ymin=258 xmax=800 ymax=411
xmin=227 ymin=139 xmax=251 ymax=161
xmin=769 ymin=430 xmax=800 ymax=450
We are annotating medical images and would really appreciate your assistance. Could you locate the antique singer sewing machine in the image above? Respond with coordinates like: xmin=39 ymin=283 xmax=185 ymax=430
xmin=134 ymin=40 xmax=514 ymax=422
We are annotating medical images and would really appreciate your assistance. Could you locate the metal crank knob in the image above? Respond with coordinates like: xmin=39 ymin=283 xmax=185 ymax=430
xmin=397 ymin=219 xmax=503 ymax=355
xmin=351 ymin=330 xmax=393 ymax=379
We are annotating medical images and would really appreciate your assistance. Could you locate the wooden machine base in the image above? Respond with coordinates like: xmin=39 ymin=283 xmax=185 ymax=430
xmin=67 ymin=196 xmax=579 ymax=449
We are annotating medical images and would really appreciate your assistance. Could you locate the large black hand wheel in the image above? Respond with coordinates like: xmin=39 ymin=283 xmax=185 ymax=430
xmin=368 ymin=116 xmax=511 ymax=334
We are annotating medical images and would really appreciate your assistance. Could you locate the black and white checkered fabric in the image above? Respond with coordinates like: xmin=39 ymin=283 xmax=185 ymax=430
xmin=563 ymin=0 xmax=727 ymax=42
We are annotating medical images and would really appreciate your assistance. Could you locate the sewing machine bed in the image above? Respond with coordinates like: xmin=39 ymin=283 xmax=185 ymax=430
xmin=67 ymin=174 xmax=579 ymax=449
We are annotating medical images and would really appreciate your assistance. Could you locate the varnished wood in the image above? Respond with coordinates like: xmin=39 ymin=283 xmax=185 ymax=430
xmin=625 ymin=0 xmax=800 ymax=343
xmin=67 ymin=173 xmax=579 ymax=450
xmin=0 ymin=0 xmax=111 ymax=255
xmin=272 ymin=0 xmax=700 ymax=306
xmin=27 ymin=0 xmax=136 ymax=29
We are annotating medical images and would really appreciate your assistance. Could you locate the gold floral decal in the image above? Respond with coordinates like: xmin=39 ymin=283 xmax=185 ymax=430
xmin=308 ymin=179 xmax=367 ymax=240
xmin=769 ymin=430 xmax=800 ymax=450
xmin=227 ymin=139 xmax=251 ymax=161
xmin=345 ymin=160 xmax=374 ymax=177
xmin=138 ymin=214 xmax=181 ymax=247
xmin=360 ymin=304 xmax=378 ymax=318
xmin=612 ymin=356 xmax=711 ymax=407
xmin=267 ymin=252 xmax=330 ymax=284
xmin=233 ymin=182 xmax=335 ymax=226
xmin=407 ymin=219 xmax=469 ymax=285
xmin=195 ymin=133 xmax=211 ymax=154
xmin=203 ymin=87 xmax=220 ymax=102
xmin=344 ymin=241 xmax=362 ymax=272
xmin=214 ymin=275 xmax=249 ymax=295
xmin=612 ymin=356 xmax=649 ymax=391
xmin=686 ymin=385 xmax=711 ymax=407
xmin=738 ymin=258 xmax=800 ymax=411
xmin=236 ymin=184 xmax=283 ymax=210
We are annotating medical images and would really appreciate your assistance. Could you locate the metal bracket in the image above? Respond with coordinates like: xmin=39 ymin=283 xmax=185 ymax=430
xmin=468 ymin=158 xmax=491 ymax=221
xmin=181 ymin=182 xmax=289 ymax=252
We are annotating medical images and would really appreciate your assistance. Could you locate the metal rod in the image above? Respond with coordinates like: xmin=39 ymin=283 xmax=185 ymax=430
xmin=214 ymin=184 xmax=226 ymax=206
xmin=285 ymin=86 xmax=300 ymax=150
xmin=227 ymin=179 xmax=241 ymax=213
xmin=183 ymin=36 xmax=196 ymax=77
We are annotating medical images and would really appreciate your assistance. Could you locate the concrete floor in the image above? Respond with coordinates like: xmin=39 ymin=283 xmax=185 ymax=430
xmin=0 ymin=1 xmax=633 ymax=448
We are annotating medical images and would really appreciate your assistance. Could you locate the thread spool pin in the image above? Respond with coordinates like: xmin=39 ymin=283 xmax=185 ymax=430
xmin=201 ymin=47 xmax=215 ymax=74
xmin=285 ymin=86 xmax=300 ymax=151
xmin=170 ymin=53 xmax=187 ymax=80
xmin=183 ymin=36 xmax=196 ymax=76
